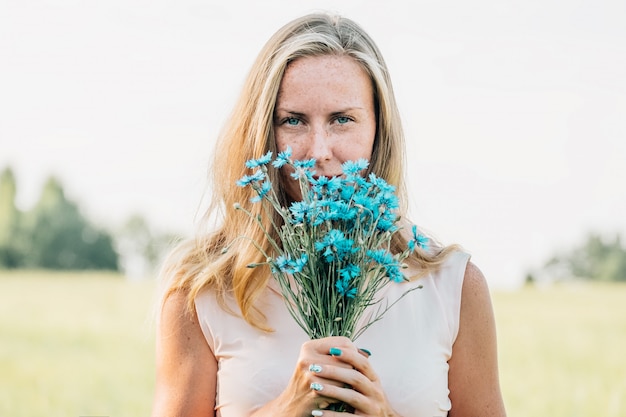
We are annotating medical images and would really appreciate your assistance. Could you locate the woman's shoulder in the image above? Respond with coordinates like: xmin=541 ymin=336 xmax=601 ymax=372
xmin=462 ymin=261 xmax=489 ymax=296
xmin=458 ymin=260 xmax=494 ymax=326
xmin=152 ymin=290 xmax=217 ymax=417
xmin=448 ymin=261 xmax=507 ymax=415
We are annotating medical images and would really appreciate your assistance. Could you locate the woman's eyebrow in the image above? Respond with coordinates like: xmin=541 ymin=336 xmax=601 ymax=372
xmin=330 ymin=107 xmax=365 ymax=114
xmin=274 ymin=109 xmax=306 ymax=116
xmin=275 ymin=107 xmax=364 ymax=115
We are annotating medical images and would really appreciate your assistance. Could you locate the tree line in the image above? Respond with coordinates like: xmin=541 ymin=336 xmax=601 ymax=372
xmin=3 ymin=165 xmax=624 ymax=281
xmin=528 ymin=233 xmax=626 ymax=284
xmin=0 ymin=167 xmax=176 ymax=275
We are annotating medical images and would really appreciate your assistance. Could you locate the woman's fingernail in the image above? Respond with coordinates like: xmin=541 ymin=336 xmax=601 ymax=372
xmin=308 ymin=364 xmax=322 ymax=373
xmin=329 ymin=347 xmax=342 ymax=356
xmin=359 ymin=348 xmax=372 ymax=357
xmin=310 ymin=382 xmax=324 ymax=391
xmin=312 ymin=410 xmax=324 ymax=416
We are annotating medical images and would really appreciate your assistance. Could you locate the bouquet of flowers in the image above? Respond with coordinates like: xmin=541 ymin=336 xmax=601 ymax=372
xmin=234 ymin=147 xmax=429 ymax=341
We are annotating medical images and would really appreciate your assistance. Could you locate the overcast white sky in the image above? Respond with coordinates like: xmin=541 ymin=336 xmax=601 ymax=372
xmin=1 ymin=0 xmax=625 ymax=288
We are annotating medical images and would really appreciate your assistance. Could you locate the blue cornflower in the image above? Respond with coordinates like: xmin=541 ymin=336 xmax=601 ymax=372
xmin=251 ymin=180 xmax=272 ymax=203
xmin=377 ymin=191 xmax=400 ymax=211
xmin=236 ymin=170 xmax=266 ymax=187
xmin=367 ymin=249 xmax=395 ymax=266
xmin=320 ymin=201 xmax=356 ymax=223
xmin=335 ymin=243 xmax=356 ymax=261
xmin=342 ymin=159 xmax=369 ymax=175
xmin=408 ymin=225 xmax=430 ymax=252
xmin=311 ymin=202 xmax=337 ymax=226
xmin=312 ymin=176 xmax=343 ymax=195
xmin=340 ymin=184 xmax=356 ymax=201
xmin=293 ymin=253 xmax=309 ymax=272
xmin=367 ymin=249 xmax=404 ymax=282
xmin=368 ymin=173 xmax=396 ymax=194
xmin=290 ymin=168 xmax=315 ymax=181
xmin=275 ymin=253 xmax=308 ymax=274
xmin=354 ymin=194 xmax=377 ymax=215
xmin=335 ymin=264 xmax=361 ymax=298
xmin=315 ymin=229 xmax=354 ymax=262
xmin=350 ymin=175 xmax=371 ymax=194
xmin=275 ymin=255 xmax=290 ymax=272
xmin=339 ymin=264 xmax=360 ymax=281
xmin=290 ymin=158 xmax=317 ymax=181
xmin=245 ymin=151 xmax=273 ymax=168
xmin=272 ymin=147 xmax=292 ymax=168
xmin=289 ymin=201 xmax=311 ymax=224
xmin=314 ymin=229 xmax=340 ymax=252
xmin=359 ymin=175 xmax=372 ymax=188
xmin=376 ymin=214 xmax=399 ymax=233
xmin=335 ymin=201 xmax=357 ymax=221
xmin=336 ymin=277 xmax=358 ymax=298
xmin=293 ymin=158 xmax=316 ymax=169
xmin=385 ymin=263 xmax=405 ymax=283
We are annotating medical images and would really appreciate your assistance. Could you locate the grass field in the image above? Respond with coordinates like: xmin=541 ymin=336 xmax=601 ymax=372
xmin=494 ymin=282 xmax=626 ymax=417
xmin=0 ymin=271 xmax=157 ymax=417
xmin=1 ymin=271 xmax=625 ymax=417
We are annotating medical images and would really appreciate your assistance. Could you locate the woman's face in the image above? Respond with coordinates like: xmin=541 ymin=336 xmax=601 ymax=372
xmin=274 ymin=54 xmax=377 ymax=201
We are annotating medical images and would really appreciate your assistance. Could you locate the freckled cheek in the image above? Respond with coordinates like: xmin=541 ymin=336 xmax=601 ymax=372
xmin=335 ymin=138 xmax=373 ymax=161
xmin=276 ymin=136 xmax=309 ymax=160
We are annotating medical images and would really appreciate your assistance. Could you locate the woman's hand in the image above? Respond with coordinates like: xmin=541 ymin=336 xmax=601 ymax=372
xmin=251 ymin=336 xmax=402 ymax=417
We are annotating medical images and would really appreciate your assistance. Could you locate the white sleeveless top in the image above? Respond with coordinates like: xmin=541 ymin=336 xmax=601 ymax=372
xmin=195 ymin=250 xmax=469 ymax=417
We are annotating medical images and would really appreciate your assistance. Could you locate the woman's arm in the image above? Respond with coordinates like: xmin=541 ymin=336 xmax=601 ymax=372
xmin=448 ymin=262 xmax=507 ymax=417
xmin=151 ymin=291 xmax=217 ymax=417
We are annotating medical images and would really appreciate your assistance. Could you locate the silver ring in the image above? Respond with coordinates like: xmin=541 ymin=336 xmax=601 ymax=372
xmin=310 ymin=382 xmax=324 ymax=391
xmin=312 ymin=410 xmax=323 ymax=417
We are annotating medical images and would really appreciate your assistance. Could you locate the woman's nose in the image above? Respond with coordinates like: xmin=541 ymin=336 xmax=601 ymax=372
xmin=308 ymin=125 xmax=332 ymax=162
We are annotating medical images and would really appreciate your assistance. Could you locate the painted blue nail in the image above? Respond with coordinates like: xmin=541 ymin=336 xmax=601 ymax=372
xmin=310 ymin=382 xmax=324 ymax=391
xmin=308 ymin=364 xmax=322 ymax=373
xmin=359 ymin=348 xmax=372 ymax=357
xmin=329 ymin=347 xmax=342 ymax=356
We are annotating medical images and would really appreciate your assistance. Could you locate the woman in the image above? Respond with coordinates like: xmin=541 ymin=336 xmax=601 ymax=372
xmin=151 ymin=13 xmax=507 ymax=417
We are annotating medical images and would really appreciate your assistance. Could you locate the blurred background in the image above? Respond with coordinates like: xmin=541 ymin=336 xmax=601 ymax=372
xmin=1 ymin=0 xmax=625 ymax=416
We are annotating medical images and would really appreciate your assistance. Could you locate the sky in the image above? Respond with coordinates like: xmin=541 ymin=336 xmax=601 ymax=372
xmin=1 ymin=0 xmax=625 ymax=288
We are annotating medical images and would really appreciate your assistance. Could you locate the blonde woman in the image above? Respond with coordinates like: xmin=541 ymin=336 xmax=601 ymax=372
xmin=151 ymin=13 xmax=506 ymax=417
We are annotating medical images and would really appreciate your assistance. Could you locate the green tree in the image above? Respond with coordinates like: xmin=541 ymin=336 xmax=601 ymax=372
xmin=0 ymin=167 xmax=22 ymax=267
xmin=25 ymin=177 xmax=118 ymax=270
xmin=115 ymin=214 xmax=177 ymax=279
xmin=571 ymin=234 xmax=625 ymax=281
xmin=548 ymin=233 xmax=626 ymax=282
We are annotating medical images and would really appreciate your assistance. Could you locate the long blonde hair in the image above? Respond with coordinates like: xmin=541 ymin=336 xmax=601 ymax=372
xmin=159 ymin=13 xmax=458 ymax=330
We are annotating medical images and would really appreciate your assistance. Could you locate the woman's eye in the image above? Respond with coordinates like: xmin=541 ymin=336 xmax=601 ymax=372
xmin=285 ymin=117 xmax=300 ymax=126
xmin=336 ymin=116 xmax=351 ymax=124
